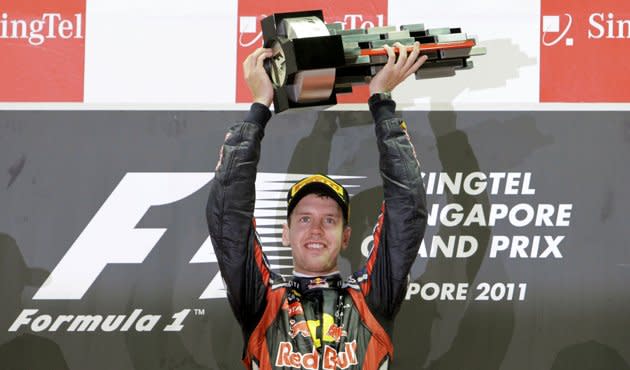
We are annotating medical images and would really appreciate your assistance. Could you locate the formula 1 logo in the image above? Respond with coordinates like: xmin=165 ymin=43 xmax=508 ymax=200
xmin=542 ymin=14 xmax=573 ymax=46
xmin=33 ymin=172 xmax=364 ymax=300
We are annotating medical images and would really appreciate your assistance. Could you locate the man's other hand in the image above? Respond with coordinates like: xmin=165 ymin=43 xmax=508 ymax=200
xmin=368 ymin=41 xmax=428 ymax=95
xmin=244 ymin=48 xmax=274 ymax=107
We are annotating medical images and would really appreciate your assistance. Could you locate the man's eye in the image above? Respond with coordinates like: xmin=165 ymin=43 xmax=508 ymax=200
xmin=325 ymin=218 xmax=336 ymax=225
xmin=299 ymin=216 xmax=310 ymax=223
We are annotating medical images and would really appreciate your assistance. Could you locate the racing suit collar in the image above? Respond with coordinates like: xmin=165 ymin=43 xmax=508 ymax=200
xmin=289 ymin=273 xmax=343 ymax=293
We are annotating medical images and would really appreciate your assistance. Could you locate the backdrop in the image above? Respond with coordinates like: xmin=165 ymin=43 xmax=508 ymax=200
xmin=1 ymin=110 xmax=628 ymax=369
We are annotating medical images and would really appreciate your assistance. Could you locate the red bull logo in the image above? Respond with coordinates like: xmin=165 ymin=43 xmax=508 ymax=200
xmin=275 ymin=342 xmax=319 ymax=369
xmin=307 ymin=277 xmax=330 ymax=289
xmin=289 ymin=319 xmax=311 ymax=338
xmin=323 ymin=341 xmax=358 ymax=369
xmin=326 ymin=323 xmax=347 ymax=343
xmin=288 ymin=302 xmax=304 ymax=317
xmin=275 ymin=341 xmax=358 ymax=370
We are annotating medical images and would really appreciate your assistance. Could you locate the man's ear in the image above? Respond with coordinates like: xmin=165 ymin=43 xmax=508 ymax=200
xmin=341 ymin=225 xmax=352 ymax=251
xmin=282 ymin=223 xmax=290 ymax=247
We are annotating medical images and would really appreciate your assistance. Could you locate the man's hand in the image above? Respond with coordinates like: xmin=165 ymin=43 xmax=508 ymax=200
xmin=243 ymin=48 xmax=274 ymax=107
xmin=368 ymin=41 xmax=428 ymax=95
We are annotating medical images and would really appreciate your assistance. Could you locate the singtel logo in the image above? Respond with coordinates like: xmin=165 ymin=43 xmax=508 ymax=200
xmin=1 ymin=12 xmax=83 ymax=46
xmin=543 ymin=12 xmax=630 ymax=47
xmin=588 ymin=12 xmax=630 ymax=39
xmin=542 ymin=14 xmax=573 ymax=46
xmin=239 ymin=13 xmax=385 ymax=48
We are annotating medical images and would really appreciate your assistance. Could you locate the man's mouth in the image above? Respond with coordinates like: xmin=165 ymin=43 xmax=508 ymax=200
xmin=304 ymin=242 xmax=325 ymax=250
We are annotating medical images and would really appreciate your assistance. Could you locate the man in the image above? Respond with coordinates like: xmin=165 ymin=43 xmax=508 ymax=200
xmin=207 ymin=42 xmax=428 ymax=370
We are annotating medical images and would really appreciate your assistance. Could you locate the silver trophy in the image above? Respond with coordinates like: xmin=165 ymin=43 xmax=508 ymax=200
xmin=262 ymin=10 xmax=486 ymax=112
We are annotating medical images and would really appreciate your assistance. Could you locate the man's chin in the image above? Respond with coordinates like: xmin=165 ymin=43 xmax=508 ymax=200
xmin=300 ymin=263 xmax=333 ymax=276
xmin=300 ymin=247 xmax=330 ymax=260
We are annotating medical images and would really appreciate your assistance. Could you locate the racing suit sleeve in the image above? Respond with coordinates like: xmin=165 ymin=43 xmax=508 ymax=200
xmin=206 ymin=103 xmax=273 ymax=341
xmin=359 ymin=97 xmax=428 ymax=333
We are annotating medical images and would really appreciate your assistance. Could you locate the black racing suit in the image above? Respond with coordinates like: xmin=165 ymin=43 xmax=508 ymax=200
xmin=206 ymin=98 xmax=427 ymax=370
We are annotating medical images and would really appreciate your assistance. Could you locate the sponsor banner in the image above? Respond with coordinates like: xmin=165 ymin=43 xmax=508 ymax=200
xmin=235 ymin=0 xmax=388 ymax=103
xmin=80 ymin=0 xmax=539 ymax=107
xmin=1 ymin=110 xmax=629 ymax=369
xmin=0 ymin=0 xmax=86 ymax=102
xmin=540 ymin=0 xmax=630 ymax=102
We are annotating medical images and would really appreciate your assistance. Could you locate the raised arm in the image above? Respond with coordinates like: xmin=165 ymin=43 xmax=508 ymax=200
xmin=359 ymin=42 xmax=429 ymax=326
xmin=206 ymin=48 xmax=274 ymax=338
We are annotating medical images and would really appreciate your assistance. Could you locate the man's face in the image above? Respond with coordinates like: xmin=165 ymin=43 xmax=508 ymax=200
xmin=282 ymin=193 xmax=351 ymax=276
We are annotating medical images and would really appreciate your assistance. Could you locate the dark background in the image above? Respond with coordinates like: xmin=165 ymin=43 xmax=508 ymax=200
xmin=1 ymin=110 xmax=629 ymax=370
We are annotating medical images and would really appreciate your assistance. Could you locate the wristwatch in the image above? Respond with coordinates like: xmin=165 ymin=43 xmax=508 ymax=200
xmin=368 ymin=92 xmax=393 ymax=105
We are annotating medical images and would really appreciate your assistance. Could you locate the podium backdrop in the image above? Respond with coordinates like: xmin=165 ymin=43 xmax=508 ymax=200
xmin=1 ymin=110 xmax=629 ymax=369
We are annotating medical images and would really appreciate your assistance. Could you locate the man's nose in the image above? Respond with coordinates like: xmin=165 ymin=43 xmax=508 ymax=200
xmin=308 ymin=218 xmax=325 ymax=235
